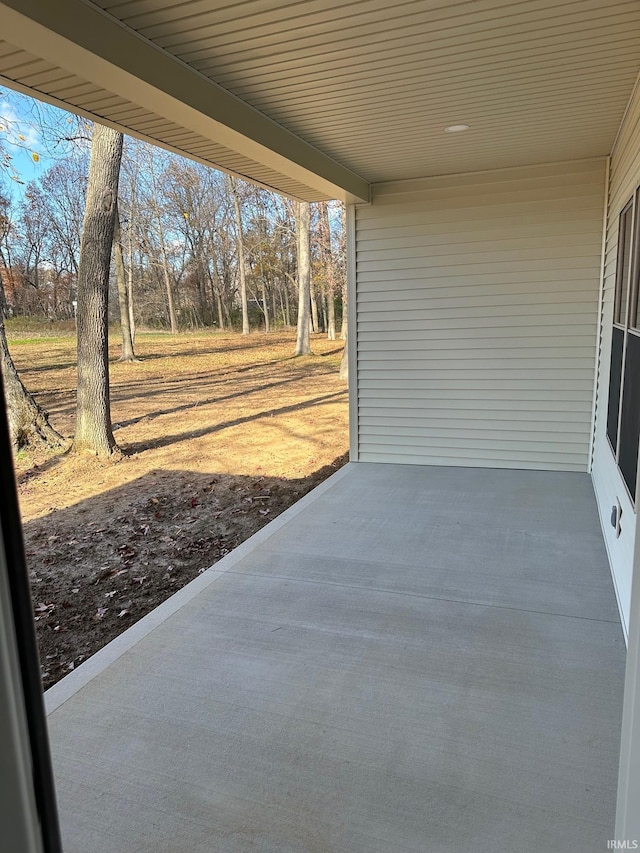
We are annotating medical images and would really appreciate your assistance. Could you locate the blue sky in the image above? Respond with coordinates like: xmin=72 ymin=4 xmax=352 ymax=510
xmin=0 ymin=87 xmax=79 ymax=193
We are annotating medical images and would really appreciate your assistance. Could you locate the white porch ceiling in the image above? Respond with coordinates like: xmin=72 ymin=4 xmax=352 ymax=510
xmin=0 ymin=0 xmax=639 ymax=200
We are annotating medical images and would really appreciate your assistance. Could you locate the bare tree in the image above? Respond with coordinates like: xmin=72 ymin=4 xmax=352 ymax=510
xmin=0 ymin=319 xmax=64 ymax=451
xmin=318 ymin=203 xmax=337 ymax=340
xmin=0 ymin=192 xmax=63 ymax=450
xmin=147 ymin=153 xmax=178 ymax=334
xmin=113 ymin=204 xmax=137 ymax=361
xmin=119 ymin=148 xmax=144 ymax=340
xmin=39 ymin=158 xmax=87 ymax=283
xmin=0 ymin=274 xmax=64 ymax=455
xmin=71 ymin=123 xmax=123 ymax=458
xmin=309 ymin=272 xmax=320 ymax=333
xmin=163 ymin=159 xmax=231 ymax=328
xmin=1 ymin=93 xmax=346 ymax=339
xmin=295 ymin=201 xmax=311 ymax=356
xmin=228 ymin=176 xmax=250 ymax=334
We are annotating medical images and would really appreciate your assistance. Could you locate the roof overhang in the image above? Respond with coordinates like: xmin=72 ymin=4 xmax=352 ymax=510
xmin=0 ymin=0 xmax=370 ymax=203
xmin=1 ymin=2 xmax=639 ymax=200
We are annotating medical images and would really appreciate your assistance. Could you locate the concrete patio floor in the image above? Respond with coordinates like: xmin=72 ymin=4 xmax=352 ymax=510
xmin=45 ymin=462 xmax=626 ymax=852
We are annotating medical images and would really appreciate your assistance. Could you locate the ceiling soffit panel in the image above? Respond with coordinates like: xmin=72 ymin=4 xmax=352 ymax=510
xmin=96 ymin=0 xmax=640 ymax=182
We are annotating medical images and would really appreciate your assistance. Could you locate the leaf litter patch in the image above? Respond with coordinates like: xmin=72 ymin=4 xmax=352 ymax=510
xmin=26 ymin=457 xmax=347 ymax=689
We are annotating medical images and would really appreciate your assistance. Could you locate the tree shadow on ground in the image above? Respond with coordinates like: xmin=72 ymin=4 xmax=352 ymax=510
xmin=121 ymin=390 xmax=348 ymax=454
xmin=21 ymin=361 xmax=78 ymax=374
xmin=109 ymin=339 xmax=274 ymax=362
xmin=18 ymin=339 xmax=297 ymax=376
xmin=114 ymin=375 xmax=306 ymax=429
xmin=107 ymin=363 xmax=295 ymax=406
xmin=22 ymin=453 xmax=348 ymax=689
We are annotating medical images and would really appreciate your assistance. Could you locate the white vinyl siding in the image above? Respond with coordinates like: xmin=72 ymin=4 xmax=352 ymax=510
xmin=592 ymin=80 xmax=640 ymax=636
xmin=355 ymin=159 xmax=606 ymax=470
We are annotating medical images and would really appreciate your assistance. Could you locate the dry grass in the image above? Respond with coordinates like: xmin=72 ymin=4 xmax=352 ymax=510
xmin=9 ymin=327 xmax=349 ymax=687
xmin=12 ymin=327 xmax=349 ymax=521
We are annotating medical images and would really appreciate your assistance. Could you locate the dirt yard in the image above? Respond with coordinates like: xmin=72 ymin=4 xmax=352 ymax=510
xmin=8 ymin=327 xmax=349 ymax=689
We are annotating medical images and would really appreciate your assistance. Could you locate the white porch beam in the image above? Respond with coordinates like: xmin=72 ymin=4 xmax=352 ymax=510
xmin=0 ymin=525 xmax=44 ymax=853
xmin=616 ymin=529 xmax=640 ymax=846
xmin=0 ymin=0 xmax=370 ymax=204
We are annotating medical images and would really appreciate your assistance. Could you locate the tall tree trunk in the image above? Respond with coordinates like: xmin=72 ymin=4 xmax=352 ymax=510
xmin=0 ymin=311 xmax=64 ymax=452
xmin=284 ymin=285 xmax=291 ymax=327
xmin=215 ymin=289 xmax=225 ymax=329
xmin=328 ymin=291 xmax=336 ymax=341
xmin=310 ymin=278 xmax=319 ymax=333
xmin=125 ymin=183 xmax=137 ymax=343
xmin=261 ymin=282 xmax=270 ymax=332
xmin=320 ymin=203 xmax=337 ymax=340
xmin=147 ymin=152 xmax=177 ymax=333
xmin=208 ymin=261 xmax=225 ymax=330
xmin=159 ymin=238 xmax=178 ymax=334
xmin=223 ymin=296 xmax=232 ymax=328
xmin=228 ymin=177 xmax=250 ymax=335
xmin=72 ymin=123 xmax=123 ymax=458
xmin=196 ymin=254 xmax=208 ymax=325
xmin=295 ymin=201 xmax=311 ymax=356
xmin=340 ymin=204 xmax=347 ymax=340
xmin=113 ymin=205 xmax=137 ymax=362
xmin=128 ymin=281 xmax=136 ymax=340
xmin=126 ymin=228 xmax=136 ymax=343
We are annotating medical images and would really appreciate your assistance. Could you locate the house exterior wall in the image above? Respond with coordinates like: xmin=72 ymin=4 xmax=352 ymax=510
xmin=592 ymin=81 xmax=640 ymax=637
xmin=353 ymin=159 xmax=606 ymax=470
xmin=610 ymin=75 xmax=640 ymax=848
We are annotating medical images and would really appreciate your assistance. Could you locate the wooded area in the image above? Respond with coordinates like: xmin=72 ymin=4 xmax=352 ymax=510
xmin=0 ymin=95 xmax=347 ymax=458
xmin=0 ymin=126 xmax=347 ymax=336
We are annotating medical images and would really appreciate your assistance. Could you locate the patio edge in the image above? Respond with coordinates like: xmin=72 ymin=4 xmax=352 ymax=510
xmin=44 ymin=461 xmax=354 ymax=714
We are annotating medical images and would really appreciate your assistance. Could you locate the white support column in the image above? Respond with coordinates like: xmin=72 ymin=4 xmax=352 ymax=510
xmin=588 ymin=156 xmax=610 ymax=473
xmin=346 ymin=204 xmax=359 ymax=461
xmin=0 ymin=520 xmax=45 ymax=853
xmin=616 ymin=495 xmax=640 ymax=845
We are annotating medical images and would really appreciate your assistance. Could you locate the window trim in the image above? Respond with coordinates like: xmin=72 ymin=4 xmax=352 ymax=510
xmin=608 ymin=189 xmax=640 ymax=504
xmin=614 ymin=199 xmax=634 ymax=327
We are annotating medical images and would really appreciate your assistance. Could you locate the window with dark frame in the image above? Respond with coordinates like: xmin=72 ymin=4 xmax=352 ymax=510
xmin=607 ymin=191 xmax=640 ymax=501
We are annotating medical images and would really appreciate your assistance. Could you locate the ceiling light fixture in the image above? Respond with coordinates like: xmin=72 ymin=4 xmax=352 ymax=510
xmin=444 ymin=124 xmax=470 ymax=133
